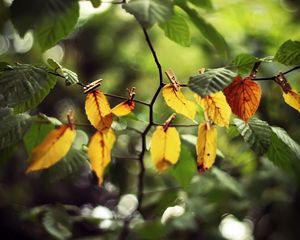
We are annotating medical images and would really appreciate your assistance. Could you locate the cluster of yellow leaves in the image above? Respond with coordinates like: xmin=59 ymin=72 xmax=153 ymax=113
xmin=152 ymin=71 xmax=230 ymax=173
xmin=26 ymin=85 xmax=135 ymax=186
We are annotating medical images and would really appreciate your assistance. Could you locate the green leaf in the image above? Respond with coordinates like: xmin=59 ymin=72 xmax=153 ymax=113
xmin=0 ymin=64 xmax=57 ymax=113
xmin=188 ymin=0 xmax=213 ymax=10
xmin=90 ymin=0 xmax=101 ymax=8
xmin=233 ymin=118 xmax=272 ymax=155
xmin=0 ymin=110 xmax=32 ymax=150
xmin=274 ymin=40 xmax=300 ymax=66
xmin=43 ymin=148 xmax=90 ymax=182
xmin=267 ymin=131 xmax=300 ymax=174
xmin=47 ymin=58 xmax=79 ymax=86
xmin=159 ymin=13 xmax=191 ymax=47
xmin=36 ymin=1 xmax=79 ymax=51
xmin=122 ymin=0 xmax=173 ymax=28
xmin=211 ymin=167 xmax=244 ymax=197
xmin=42 ymin=206 xmax=72 ymax=240
xmin=169 ymin=144 xmax=197 ymax=188
xmin=23 ymin=114 xmax=62 ymax=154
xmin=270 ymin=127 xmax=300 ymax=159
xmin=188 ymin=68 xmax=235 ymax=97
xmin=176 ymin=1 xmax=228 ymax=57
xmin=232 ymin=53 xmax=260 ymax=74
xmin=10 ymin=0 xmax=79 ymax=41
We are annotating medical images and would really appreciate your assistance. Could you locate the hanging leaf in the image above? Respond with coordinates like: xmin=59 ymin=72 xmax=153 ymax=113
xmin=176 ymin=1 xmax=228 ymax=57
xmin=122 ymin=0 xmax=173 ymax=28
xmin=0 ymin=64 xmax=57 ymax=113
xmin=0 ymin=109 xmax=32 ymax=149
xmin=162 ymin=84 xmax=196 ymax=120
xmin=188 ymin=68 xmax=235 ymax=97
xmin=282 ymin=89 xmax=300 ymax=113
xmin=224 ymin=76 xmax=261 ymax=122
xmin=47 ymin=58 xmax=78 ymax=86
xmin=26 ymin=124 xmax=76 ymax=173
xmin=196 ymin=123 xmax=217 ymax=172
xmin=36 ymin=1 xmax=79 ymax=51
xmin=274 ymin=40 xmax=300 ymax=66
xmin=233 ymin=118 xmax=272 ymax=155
xmin=159 ymin=13 xmax=191 ymax=47
xmin=232 ymin=53 xmax=260 ymax=74
xmin=85 ymin=90 xmax=113 ymax=131
xmin=150 ymin=126 xmax=181 ymax=172
xmin=195 ymin=92 xmax=231 ymax=127
xmin=112 ymin=100 xmax=135 ymax=117
xmin=23 ymin=116 xmax=58 ymax=154
xmin=87 ymin=129 xmax=116 ymax=185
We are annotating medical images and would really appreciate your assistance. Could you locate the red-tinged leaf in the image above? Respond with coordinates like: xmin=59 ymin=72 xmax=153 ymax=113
xmin=224 ymin=76 xmax=261 ymax=122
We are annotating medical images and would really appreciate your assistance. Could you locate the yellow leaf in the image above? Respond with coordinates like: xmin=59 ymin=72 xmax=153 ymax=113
xmin=88 ymin=129 xmax=116 ymax=185
xmin=150 ymin=126 xmax=181 ymax=172
xmin=112 ymin=100 xmax=135 ymax=117
xmin=85 ymin=90 xmax=113 ymax=131
xmin=162 ymin=84 xmax=196 ymax=120
xmin=196 ymin=123 xmax=217 ymax=172
xmin=195 ymin=92 xmax=231 ymax=127
xmin=283 ymin=89 xmax=300 ymax=113
xmin=26 ymin=125 xmax=76 ymax=173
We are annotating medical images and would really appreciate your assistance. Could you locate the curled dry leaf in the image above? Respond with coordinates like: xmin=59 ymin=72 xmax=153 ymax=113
xmin=283 ymin=89 xmax=300 ymax=113
xmin=162 ymin=84 xmax=196 ymax=120
xmin=26 ymin=124 xmax=76 ymax=173
xmin=196 ymin=123 xmax=217 ymax=172
xmin=88 ymin=128 xmax=116 ymax=185
xmin=150 ymin=126 xmax=181 ymax=172
xmin=112 ymin=100 xmax=135 ymax=117
xmin=195 ymin=92 xmax=231 ymax=127
xmin=85 ymin=90 xmax=113 ymax=131
xmin=224 ymin=76 xmax=261 ymax=122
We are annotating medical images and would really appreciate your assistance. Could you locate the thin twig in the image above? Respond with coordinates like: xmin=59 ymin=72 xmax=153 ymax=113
xmin=104 ymin=93 xmax=151 ymax=106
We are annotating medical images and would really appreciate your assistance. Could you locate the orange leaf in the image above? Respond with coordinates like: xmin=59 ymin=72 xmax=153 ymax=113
xmin=112 ymin=100 xmax=135 ymax=117
xmin=224 ymin=76 xmax=261 ymax=122
xmin=162 ymin=84 xmax=196 ymax=120
xmin=283 ymin=89 xmax=300 ymax=113
xmin=150 ymin=126 xmax=181 ymax=172
xmin=26 ymin=124 xmax=76 ymax=173
xmin=195 ymin=92 xmax=231 ymax=127
xmin=196 ymin=123 xmax=217 ymax=172
xmin=85 ymin=90 xmax=113 ymax=131
xmin=88 ymin=129 xmax=116 ymax=185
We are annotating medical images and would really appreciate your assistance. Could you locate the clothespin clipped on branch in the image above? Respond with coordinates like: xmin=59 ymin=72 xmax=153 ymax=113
xmin=163 ymin=113 xmax=176 ymax=132
xmin=83 ymin=79 xmax=103 ymax=94
xmin=274 ymin=72 xmax=292 ymax=93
